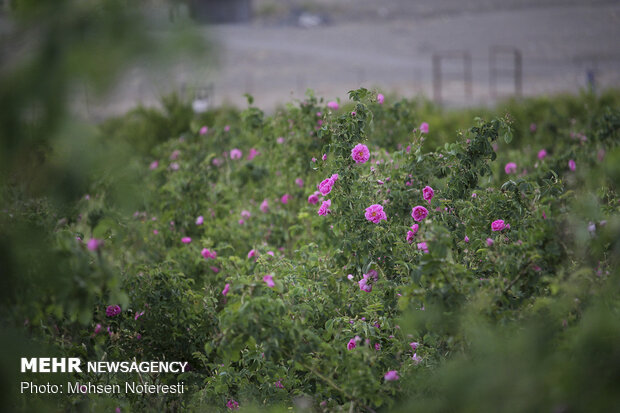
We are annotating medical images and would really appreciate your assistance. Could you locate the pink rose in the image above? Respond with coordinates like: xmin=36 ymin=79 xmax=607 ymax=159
xmin=351 ymin=143 xmax=370 ymax=164
xmin=365 ymin=204 xmax=387 ymax=223
xmin=411 ymin=206 xmax=429 ymax=222
xmin=422 ymin=185 xmax=434 ymax=203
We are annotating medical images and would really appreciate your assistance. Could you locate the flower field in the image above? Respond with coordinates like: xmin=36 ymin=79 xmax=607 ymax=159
xmin=3 ymin=89 xmax=620 ymax=412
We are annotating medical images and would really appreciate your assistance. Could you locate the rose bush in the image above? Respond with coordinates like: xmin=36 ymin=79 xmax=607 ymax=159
xmin=2 ymin=88 xmax=619 ymax=412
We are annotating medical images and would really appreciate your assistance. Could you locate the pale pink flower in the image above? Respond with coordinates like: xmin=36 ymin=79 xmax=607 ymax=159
xmin=196 ymin=215 xmax=204 ymax=225
xmin=486 ymin=238 xmax=494 ymax=246
xmin=181 ymin=237 xmax=192 ymax=244
xmin=212 ymin=158 xmax=223 ymax=167
xmin=170 ymin=150 xmax=180 ymax=160
xmin=412 ymin=353 xmax=422 ymax=364
xmin=199 ymin=126 xmax=208 ymax=135
xmin=224 ymin=125 xmax=230 ymax=132
xmin=260 ymin=199 xmax=269 ymax=213
xmin=169 ymin=162 xmax=180 ymax=171
xmin=377 ymin=93 xmax=385 ymax=104
xmin=295 ymin=178 xmax=304 ymax=187
xmin=277 ymin=137 xmax=285 ymax=144
xmin=327 ymin=101 xmax=339 ymax=110
xmin=347 ymin=274 xmax=354 ymax=280
xmin=420 ymin=122 xmax=429 ymax=134
xmin=351 ymin=143 xmax=370 ymax=163
xmin=149 ymin=160 xmax=159 ymax=170
xmin=281 ymin=194 xmax=291 ymax=204
xmin=241 ymin=210 xmax=251 ymax=219
xmin=331 ymin=174 xmax=339 ymax=181
xmin=263 ymin=274 xmax=275 ymax=288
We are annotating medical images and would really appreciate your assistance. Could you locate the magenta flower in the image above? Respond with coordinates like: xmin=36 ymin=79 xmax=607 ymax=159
xmin=505 ymin=162 xmax=517 ymax=174
xmin=274 ymin=380 xmax=284 ymax=389
xmin=247 ymin=148 xmax=260 ymax=161
xmin=365 ymin=204 xmax=387 ymax=223
xmin=331 ymin=174 xmax=339 ymax=181
xmin=281 ymin=194 xmax=291 ymax=204
xmin=358 ymin=277 xmax=372 ymax=292
xmin=410 ymin=342 xmax=419 ymax=351
xmin=199 ymin=126 xmax=208 ymax=135
xmin=377 ymin=93 xmax=385 ymax=104
xmin=181 ymin=237 xmax=191 ymax=244
xmin=486 ymin=238 xmax=494 ymax=246
xmin=420 ymin=122 xmax=429 ymax=134
xmin=318 ymin=199 xmax=332 ymax=216
xmin=375 ymin=343 xmax=381 ymax=350
xmin=318 ymin=177 xmax=334 ymax=195
xmin=94 ymin=324 xmax=102 ymax=334
xmin=411 ymin=205 xmax=429 ymax=222
xmin=230 ymin=149 xmax=242 ymax=160
xmin=260 ymin=199 xmax=269 ymax=213
xmin=241 ymin=210 xmax=251 ymax=219
xmin=491 ymin=219 xmax=506 ymax=231
xmin=422 ymin=185 xmax=434 ymax=203
xmin=105 ymin=305 xmax=121 ymax=317
xmin=347 ymin=338 xmax=357 ymax=350
xmin=149 ymin=160 xmax=159 ymax=170
xmin=327 ymin=101 xmax=339 ymax=110
xmin=212 ymin=158 xmax=223 ymax=167
xmin=295 ymin=178 xmax=304 ymax=187
xmin=568 ymin=159 xmax=576 ymax=171
xmin=322 ymin=153 xmax=327 ymax=161
xmin=351 ymin=143 xmax=370 ymax=164
xmin=384 ymin=370 xmax=399 ymax=381
xmin=311 ymin=157 xmax=317 ymax=162
xmin=87 ymin=238 xmax=103 ymax=251
xmin=247 ymin=249 xmax=256 ymax=259
xmin=263 ymin=274 xmax=275 ymax=288
xmin=134 ymin=311 xmax=145 ymax=320
xmin=472 ymin=193 xmax=477 ymax=198
xmin=196 ymin=215 xmax=204 ymax=225
xmin=224 ymin=125 xmax=230 ymax=132
xmin=538 ymin=149 xmax=547 ymax=160
xmin=226 ymin=399 xmax=239 ymax=410
xmin=308 ymin=192 xmax=319 ymax=204
xmin=153 ymin=229 xmax=159 ymax=235
xmin=406 ymin=231 xmax=416 ymax=244
xmin=222 ymin=283 xmax=230 ymax=296
xmin=464 ymin=235 xmax=470 ymax=243
xmin=417 ymin=242 xmax=429 ymax=253
xmin=201 ymin=248 xmax=217 ymax=260
xmin=410 ymin=224 xmax=419 ymax=235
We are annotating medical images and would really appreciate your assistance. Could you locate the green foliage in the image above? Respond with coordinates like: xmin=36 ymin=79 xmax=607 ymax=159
xmin=2 ymin=84 xmax=619 ymax=413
